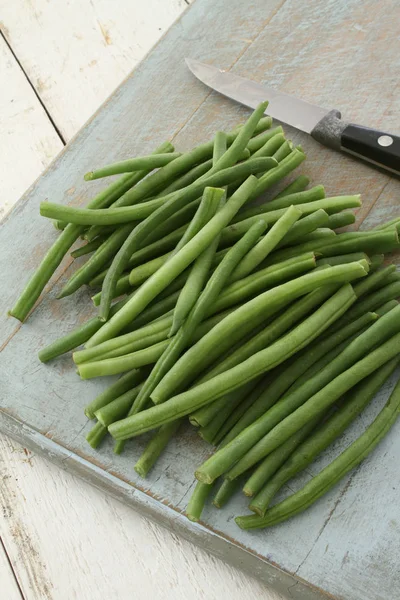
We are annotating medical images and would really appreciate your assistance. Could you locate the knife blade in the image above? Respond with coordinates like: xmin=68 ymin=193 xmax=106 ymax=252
xmin=186 ymin=59 xmax=399 ymax=176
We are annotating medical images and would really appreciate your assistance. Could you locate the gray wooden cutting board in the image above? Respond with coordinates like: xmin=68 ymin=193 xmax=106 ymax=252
xmin=1 ymin=1 xmax=400 ymax=598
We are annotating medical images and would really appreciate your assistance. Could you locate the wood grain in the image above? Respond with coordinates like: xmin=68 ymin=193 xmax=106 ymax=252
xmin=0 ymin=0 xmax=400 ymax=598
xmin=0 ymin=1 xmax=282 ymax=598
xmin=0 ymin=0 xmax=191 ymax=140
xmin=0 ymin=34 xmax=62 ymax=218
xmin=0 ymin=538 xmax=23 ymax=600
xmin=0 ymin=435 xmax=278 ymax=600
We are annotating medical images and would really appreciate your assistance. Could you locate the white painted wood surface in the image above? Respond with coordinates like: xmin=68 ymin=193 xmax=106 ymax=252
xmin=0 ymin=1 xmax=282 ymax=598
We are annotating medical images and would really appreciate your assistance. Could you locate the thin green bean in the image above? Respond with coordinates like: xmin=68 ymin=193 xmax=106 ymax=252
xmin=244 ymin=413 xmax=323 ymax=499
xmin=58 ymin=224 xmax=135 ymax=298
xmin=274 ymin=175 xmax=310 ymax=198
xmin=86 ymin=421 xmax=108 ymax=449
xmin=95 ymin=384 xmax=143 ymax=427
xmin=84 ymin=369 xmax=145 ymax=418
xmin=236 ymin=186 xmax=325 ymax=221
xmin=151 ymin=262 xmax=368 ymax=405
xmin=317 ymin=252 xmax=370 ymax=267
xmin=249 ymin=357 xmax=399 ymax=513
xmin=109 ymin=284 xmax=359 ymax=441
xmin=71 ymin=236 xmax=108 ymax=258
xmin=273 ymin=140 xmax=293 ymax=161
xmin=236 ymin=357 xmax=400 ymax=529
xmin=134 ymin=420 xmax=182 ymax=478
xmin=186 ymin=482 xmax=214 ymax=522
xmin=326 ymin=212 xmax=356 ymax=229
xmin=225 ymin=305 xmax=400 ymax=480
xmin=212 ymin=478 xmax=242 ymax=508
xmin=230 ymin=206 xmax=302 ymax=281
xmin=131 ymin=220 xmax=268 ymax=416
xmin=99 ymin=157 xmax=276 ymax=321
xmin=246 ymin=125 xmax=282 ymax=153
xmin=84 ymin=153 xmax=181 ymax=180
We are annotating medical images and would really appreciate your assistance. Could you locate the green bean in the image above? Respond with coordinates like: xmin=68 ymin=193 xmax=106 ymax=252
xmin=353 ymin=265 xmax=397 ymax=298
xmin=274 ymin=140 xmax=294 ymax=161
xmin=275 ymin=210 xmax=330 ymax=249
xmin=317 ymin=252 xmax=370 ymax=267
xmin=372 ymin=216 xmax=400 ymax=231
xmin=326 ymin=212 xmax=356 ymax=229
xmin=86 ymin=117 xmax=271 ymax=241
xmin=266 ymin=228 xmax=399 ymax=264
xmin=369 ymin=254 xmax=385 ymax=271
xmin=84 ymin=153 xmax=181 ymax=180
xmin=198 ymin=381 xmax=261 ymax=444
xmin=134 ymin=420 xmax=182 ymax=478
xmin=236 ymin=185 xmax=325 ymax=221
xmin=58 ymin=224 xmax=135 ymax=298
xmin=38 ymin=290 xmax=135 ymax=362
xmin=151 ymin=262 xmax=368 ymax=406
xmin=212 ymin=478 xmax=242 ymax=508
xmin=212 ymin=377 xmax=269 ymax=446
xmin=84 ymin=369 xmax=145 ymax=418
xmin=252 ymin=133 xmax=286 ymax=158
xmin=186 ymin=482 xmax=214 ymax=522
xmin=169 ymin=130 xmax=226 ymax=336
xmin=246 ymin=125 xmax=282 ymax=153
xmin=94 ymin=175 xmax=263 ymax=338
xmin=128 ymin=252 xmax=172 ymax=286
xmin=332 ymin=280 xmax=400 ymax=326
xmin=376 ymin=300 xmax=399 ymax=315
xmin=295 ymin=228 xmax=336 ymax=244
xmin=71 ymin=236 xmax=108 ymax=258
xmin=78 ymin=339 xmax=169 ymax=379
xmin=249 ymin=357 xmax=399 ymax=513
xmin=230 ymin=206 xmax=302 ymax=281
xmin=274 ymin=175 xmax=310 ymax=198
xmin=250 ymin=149 xmax=306 ymax=199
xmin=94 ymin=384 xmax=143 ymax=427
xmin=124 ymin=299 xmax=177 ymax=332
xmin=199 ymin=284 xmax=339 ymax=387
xmin=236 ymin=357 xmax=400 ymax=530
xmin=109 ymin=284 xmax=359 ymax=441
xmin=126 ymin=227 xmax=187 ymax=269
xmin=287 ymin=330 xmax=372 ymax=395
xmin=190 ymin=380 xmax=261 ymax=428
xmin=132 ymin=221 xmax=268 ymax=415
xmin=244 ymin=413 xmax=323 ymax=499
xmin=86 ymin=421 xmax=108 ymax=449
xmin=76 ymin=315 xmax=173 ymax=364
xmin=158 ymin=160 xmax=212 ymax=196
xmin=79 ymin=327 xmax=170 ymax=363
xmin=221 ymin=196 xmax=361 ymax=248
xmin=91 ymin=273 xmax=133 ymax=306
xmin=170 ymin=197 xmax=223 ymax=335
xmin=225 ymin=305 xmax=400 ymax=480
xmin=211 ymin=253 xmax=316 ymax=314
xmin=99 ymin=157 xmax=276 ymax=321
xmin=41 ymin=195 xmax=204 ymax=226
xmin=39 ymin=316 xmax=103 ymax=363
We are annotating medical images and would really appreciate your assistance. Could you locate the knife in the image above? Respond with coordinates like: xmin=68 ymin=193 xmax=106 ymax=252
xmin=186 ymin=59 xmax=399 ymax=176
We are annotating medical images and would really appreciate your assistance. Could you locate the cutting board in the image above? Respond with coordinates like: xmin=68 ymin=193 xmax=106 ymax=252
xmin=1 ymin=1 xmax=400 ymax=598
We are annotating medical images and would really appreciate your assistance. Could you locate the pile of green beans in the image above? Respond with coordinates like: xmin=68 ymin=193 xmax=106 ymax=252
xmin=9 ymin=101 xmax=400 ymax=531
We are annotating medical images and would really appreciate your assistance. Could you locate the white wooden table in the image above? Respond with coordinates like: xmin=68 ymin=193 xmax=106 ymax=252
xmin=0 ymin=2 xmax=283 ymax=598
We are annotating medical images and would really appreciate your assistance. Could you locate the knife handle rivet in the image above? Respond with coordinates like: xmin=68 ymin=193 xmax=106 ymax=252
xmin=378 ymin=135 xmax=393 ymax=147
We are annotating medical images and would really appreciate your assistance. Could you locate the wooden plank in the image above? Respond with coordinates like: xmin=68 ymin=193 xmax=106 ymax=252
xmin=0 ymin=1 xmax=282 ymax=598
xmin=0 ymin=0 xmax=400 ymax=598
xmin=0 ymin=434 xmax=284 ymax=600
xmin=0 ymin=539 xmax=23 ymax=600
xmin=0 ymin=35 xmax=62 ymax=217
xmin=0 ymin=0 xmax=193 ymax=141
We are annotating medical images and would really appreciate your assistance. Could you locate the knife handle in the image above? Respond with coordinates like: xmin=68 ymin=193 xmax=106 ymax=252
xmin=311 ymin=110 xmax=400 ymax=176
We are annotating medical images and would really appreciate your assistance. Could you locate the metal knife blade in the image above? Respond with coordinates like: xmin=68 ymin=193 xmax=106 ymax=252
xmin=185 ymin=59 xmax=329 ymax=134
xmin=185 ymin=59 xmax=400 ymax=176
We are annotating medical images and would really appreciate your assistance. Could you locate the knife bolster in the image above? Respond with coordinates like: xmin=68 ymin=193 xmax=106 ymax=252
xmin=311 ymin=109 xmax=346 ymax=150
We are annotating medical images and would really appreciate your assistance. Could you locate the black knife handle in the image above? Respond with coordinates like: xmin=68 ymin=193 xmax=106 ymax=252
xmin=311 ymin=110 xmax=400 ymax=176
